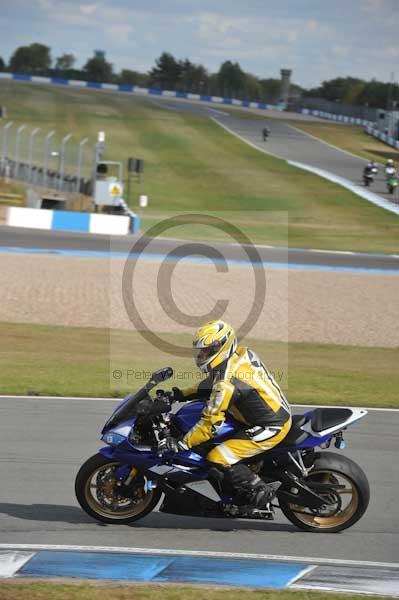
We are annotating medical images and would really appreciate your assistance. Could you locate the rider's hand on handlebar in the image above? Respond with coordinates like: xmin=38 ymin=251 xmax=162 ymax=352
xmin=157 ymin=436 xmax=188 ymax=455
xmin=171 ymin=387 xmax=185 ymax=403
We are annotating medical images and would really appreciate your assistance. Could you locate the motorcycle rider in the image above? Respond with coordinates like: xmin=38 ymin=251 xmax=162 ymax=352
xmin=363 ymin=161 xmax=375 ymax=180
xmin=262 ymin=126 xmax=270 ymax=141
xmin=169 ymin=320 xmax=292 ymax=509
xmin=385 ymin=159 xmax=396 ymax=178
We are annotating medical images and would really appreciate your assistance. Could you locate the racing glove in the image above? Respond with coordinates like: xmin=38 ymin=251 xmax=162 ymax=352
xmin=157 ymin=436 xmax=188 ymax=455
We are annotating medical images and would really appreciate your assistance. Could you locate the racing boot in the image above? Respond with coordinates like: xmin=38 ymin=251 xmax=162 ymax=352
xmin=226 ymin=463 xmax=281 ymax=508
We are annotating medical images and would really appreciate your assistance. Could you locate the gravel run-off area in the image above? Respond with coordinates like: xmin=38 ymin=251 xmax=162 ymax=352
xmin=1 ymin=253 xmax=398 ymax=348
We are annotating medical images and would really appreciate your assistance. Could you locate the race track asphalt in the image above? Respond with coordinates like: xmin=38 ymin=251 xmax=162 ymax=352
xmin=0 ymin=397 xmax=398 ymax=564
xmin=155 ymin=98 xmax=396 ymax=202
xmin=1 ymin=226 xmax=399 ymax=271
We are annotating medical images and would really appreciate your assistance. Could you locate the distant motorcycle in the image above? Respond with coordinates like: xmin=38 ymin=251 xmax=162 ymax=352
xmin=262 ymin=127 xmax=270 ymax=141
xmin=363 ymin=172 xmax=374 ymax=187
xmin=387 ymin=174 xmax=398 ymax=194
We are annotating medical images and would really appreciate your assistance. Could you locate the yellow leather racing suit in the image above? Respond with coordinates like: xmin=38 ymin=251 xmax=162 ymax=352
xmin=181 ymin=347 xmax=292 ymax=466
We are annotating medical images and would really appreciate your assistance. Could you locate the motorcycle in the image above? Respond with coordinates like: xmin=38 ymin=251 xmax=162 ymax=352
xmin=386 ymin=170 xmax=398 ymax=194
xmin=262 ymin=128 xmax=270 ymax=142
xmin=75 ymin=367 xmax=370 ymax=533
xmin=363 ymin=164 xmax=379 ymax=187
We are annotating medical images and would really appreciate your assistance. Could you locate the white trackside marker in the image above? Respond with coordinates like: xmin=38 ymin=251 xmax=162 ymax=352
xmin=0 ymin=552 xmax=34 ymax=578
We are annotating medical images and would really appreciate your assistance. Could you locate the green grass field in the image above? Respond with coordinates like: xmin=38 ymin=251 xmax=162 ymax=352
xmin=1 ymin=321 xmax=398 ymax=408
xmin=1 ymin=80 xmax=399 ymax=253
xmin=0 ymin=582 xmax=389 ymax=600
xmin=291 ymin=120 xmax=399 ymax=164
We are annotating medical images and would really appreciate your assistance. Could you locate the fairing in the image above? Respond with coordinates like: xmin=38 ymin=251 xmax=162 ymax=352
xmin=172 ymin=400 xmax=236 ymax=440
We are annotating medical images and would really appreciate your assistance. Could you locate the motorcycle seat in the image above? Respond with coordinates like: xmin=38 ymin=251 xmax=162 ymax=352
xmin=311 ymin=408 xmax=352 ymax=433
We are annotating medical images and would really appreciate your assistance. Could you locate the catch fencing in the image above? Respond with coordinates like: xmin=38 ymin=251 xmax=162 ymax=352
xmin=0 ymin=120 xmax=95 ymax=195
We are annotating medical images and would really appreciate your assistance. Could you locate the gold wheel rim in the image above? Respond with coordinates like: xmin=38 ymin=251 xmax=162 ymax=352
xmin=84 ymin=462 xmax=155 ymax=520
xmin=288 ymin=469 xmax=359 ymax=529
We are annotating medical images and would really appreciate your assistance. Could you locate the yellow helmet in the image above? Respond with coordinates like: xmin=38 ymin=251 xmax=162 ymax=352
xmin=193 ymin=320 xmax=237 ymax=373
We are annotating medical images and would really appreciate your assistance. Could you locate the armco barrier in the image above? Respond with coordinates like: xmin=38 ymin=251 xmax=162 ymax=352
xmin=365 ymin=124 xmax=399 ymax=151
xmin=5 ymin=206 xmax=140 ymax=235
xmin=301 ymin=108 xmax=399 ymax=151
xmin=0 ymin=71 xmax=280 ymax=112
xmin=301 ymin=108 xmax=374 ymax=128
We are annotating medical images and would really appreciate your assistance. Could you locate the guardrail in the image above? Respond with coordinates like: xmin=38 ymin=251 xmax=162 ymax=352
xmin=301 ymin=108 xmax=374 ymax=127
xmin=364 ymin=125 xmax=399 ymax=151
xmin=301 ymin=108 xmax=399 ymax=151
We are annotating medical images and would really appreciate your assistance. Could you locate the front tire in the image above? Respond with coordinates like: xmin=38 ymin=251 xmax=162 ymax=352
xmin=75 ymin=453 xmax=162 ymax=524
xmin=279 ymin=452 xmax=370 ymax=533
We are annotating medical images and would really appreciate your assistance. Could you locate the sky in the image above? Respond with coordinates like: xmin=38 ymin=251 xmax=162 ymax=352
xmin=1 ymin=0 xmax=398 ymax=88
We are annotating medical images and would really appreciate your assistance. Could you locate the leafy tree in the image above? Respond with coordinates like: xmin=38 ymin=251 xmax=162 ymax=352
xmin=9 ymin=43 xmax=51 ymax=73
xmin=178 ymin=59 xmax=209 ymax=93
xmin=0 ymin=57 xmax=5 ymax=71
xmin=55 ymin=53 xmax=76 ymax=71
xmin=305 ymin=76 xmax=399 ymax=109
xmin=83 ymin=50 xmax=113 ymax=82
xmin=259 ymin=78 xmax=283 ymax=103
xmin=244 ymin=74 xmax=262 ymax=101
xmin=119 ymin=69 xmax=149 ymax=87
xmin=217 ymin=61 xmax=246 ymax=98
xmin=149 ymin=52 xmax=182 ymax=89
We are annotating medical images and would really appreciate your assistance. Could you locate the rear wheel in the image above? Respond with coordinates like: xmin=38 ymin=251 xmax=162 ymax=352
xmin=279 ymin=452 xmax=370 ymax=533
xmin=75 ymin=453 xmax=162 ymax=524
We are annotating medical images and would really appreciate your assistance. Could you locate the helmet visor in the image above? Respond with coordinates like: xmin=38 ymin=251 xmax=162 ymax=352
xmin=193 ymin=341 xmax=221 ymax=368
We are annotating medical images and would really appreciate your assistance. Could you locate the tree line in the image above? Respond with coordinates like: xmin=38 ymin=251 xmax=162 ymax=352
xmin=0 ymin=43 xmax=301 ymax=103
xmin=0 ymin=43 xmax=397 ymax=108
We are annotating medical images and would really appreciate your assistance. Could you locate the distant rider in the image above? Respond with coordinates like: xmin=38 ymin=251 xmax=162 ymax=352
xmin=385 ymin=159 xmax=396 ymax=179
xmin=363 ymin=162 xmax=374 ymax=177
xmin=262 ymin=126 xmax=270 ymax=141
xmin=168 ymin=320 xmax=292 ymax=510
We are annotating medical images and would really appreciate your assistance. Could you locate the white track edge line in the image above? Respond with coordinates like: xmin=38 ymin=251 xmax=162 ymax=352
xmin=0 ymin=545 xmax=398 ymax=569
xmin=287 ymin=564 xmax=318 ymax=587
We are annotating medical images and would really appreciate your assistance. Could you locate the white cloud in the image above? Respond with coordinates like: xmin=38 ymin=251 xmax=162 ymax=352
xmin=105 ymin=24 xmax=133 ymax=45
xmin=79 ymin=3 xmax=101 ymax=16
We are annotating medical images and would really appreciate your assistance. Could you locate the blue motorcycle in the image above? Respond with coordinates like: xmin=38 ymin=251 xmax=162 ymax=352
xmin=75 ymin=367 xmax=370 ymax=533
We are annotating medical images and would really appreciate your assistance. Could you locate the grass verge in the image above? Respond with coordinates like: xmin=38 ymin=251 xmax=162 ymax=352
xmin=0 ymin=581 xmax=389 ymax=600
xmin=290 ymin=121 xmax=399 ymax=164
xmin=1 ymin=321 xmax=398 ymax=408
xmin=1 ymin=80 xmax=399 ymax=253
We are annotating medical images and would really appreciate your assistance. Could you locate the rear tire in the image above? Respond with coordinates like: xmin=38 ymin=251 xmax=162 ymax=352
xmin=75 ymin=453 xmax=162 ymax=524
xmin=279 ymin=452 xmax=370 ymax=533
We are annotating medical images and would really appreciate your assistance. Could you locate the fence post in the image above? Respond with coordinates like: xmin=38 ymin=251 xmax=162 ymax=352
xmin=76 ymin=137 xmax=89 ymax=192
xmin=28 ymin=127 xmax=41 ymax=182
xmin=1 ymin=121 xmax=14 ymax=169
xmin=15 ymin=124 xmax=27 ymax=180
xmin=43 ymin=130 xmax=55 ymax=188
xmin=59 ymin=133 xmax=72 ymax=190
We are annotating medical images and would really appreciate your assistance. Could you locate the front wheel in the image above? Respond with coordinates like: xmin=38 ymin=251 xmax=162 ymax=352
xmin=279 ymin=452 xmax=370 ymax=533
xmin=75 ymin=453 xmax=162 ymax=524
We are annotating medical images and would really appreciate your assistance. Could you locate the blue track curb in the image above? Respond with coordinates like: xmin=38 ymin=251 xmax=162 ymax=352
xmin=19 ymin=551 xmax=307 ymax=587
